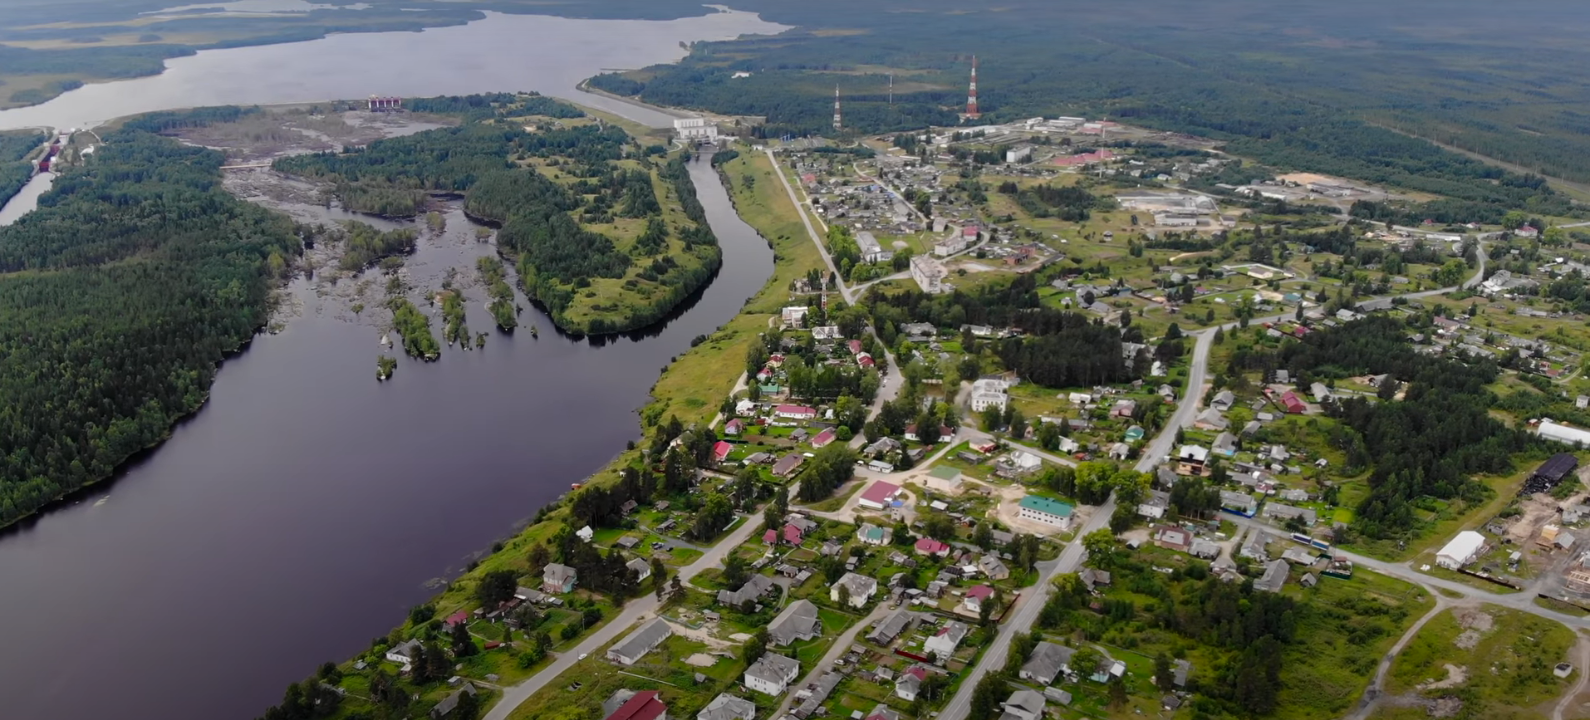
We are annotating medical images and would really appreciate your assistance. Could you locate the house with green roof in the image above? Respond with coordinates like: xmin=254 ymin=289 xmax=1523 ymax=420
xmin=1018 ymin=494 xmax=1074 ymax=530
xmin=857 ymin=522 xmax=893 ymax=546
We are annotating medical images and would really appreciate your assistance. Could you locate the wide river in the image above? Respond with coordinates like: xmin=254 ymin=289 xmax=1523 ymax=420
xmin=0 ymin=10 xmax=784 ymax=720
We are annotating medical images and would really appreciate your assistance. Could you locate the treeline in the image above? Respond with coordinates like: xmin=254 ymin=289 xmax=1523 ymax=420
xmin=476 ymin=257 xmax=517 ymax=331
xmin=0 ymin=130 xmax=44 ymax=206
xmin=1234 ymin=316 xmax=1531 ymax=539
xmin=998 ymin=181 xmax=1099 ymax=222
xmin=0 ymin=128 xmax=301 ymax=528
xmin=121 ymin=105 xmax=260 ymax=134
xmin=403 ymin=92 xmax=584 ymax=121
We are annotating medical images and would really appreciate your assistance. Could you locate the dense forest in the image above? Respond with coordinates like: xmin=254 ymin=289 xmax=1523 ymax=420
xmin=275 ymin=95 xmax=720 ymax=334
xmin=0 ymin=126 xmax=301 ymax=528
xmin=0 ymin=130 xmax=44 ymax=206
xmin=1230 ymin=316 xmax=1533 ymax=540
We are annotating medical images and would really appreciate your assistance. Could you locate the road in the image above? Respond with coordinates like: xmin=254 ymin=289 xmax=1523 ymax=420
xmin=772 ymin=602 xmax=895 ymax=717
xmin=484 ymin=482 xmax=800 ymax=720
xmin=1343 ymin=595 xmax=1451 ymax=720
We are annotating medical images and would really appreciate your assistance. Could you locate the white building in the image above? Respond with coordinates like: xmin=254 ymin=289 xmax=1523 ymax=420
xmin=970 ymin=378 xmax=1009 ymax=413
xmin=831 ymin=572 xmax=879 ymax=608
xmin=934 ymin=235 xmax=970 ymax=258
xmin=1017 ymin=495 xmax=1073 ymax=529
xmin=910 ymin=254 xmax=948 ymax=294
xmin=924 ymin=621 xmax=969 ymax=660
xmin=673 ymin=117 xmax=720 ymax=143
xmin=855 ymin=231 xmax=894 ymax=264
xmin=1436 ymin=530 xmax=1487 ymax=569
xmin=781 ymin=306 xmax=808 ymax=328
xmin=1540 ymin=420 xmax=1590 ymax=447
xmin=1005 ymin=145 xmax=1033 ymax=164
xmin=743 ymin=653 xmax=801 ymax=696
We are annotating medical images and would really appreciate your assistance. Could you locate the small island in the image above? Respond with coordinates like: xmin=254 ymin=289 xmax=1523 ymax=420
xmin=275 ymin=93 xmax=721 ymax=335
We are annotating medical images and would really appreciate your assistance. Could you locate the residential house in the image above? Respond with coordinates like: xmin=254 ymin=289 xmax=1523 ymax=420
xmin=607 ymin=619 xmax=673 ymax=665
xmin=810 ymin=428 xmax=837 ymax=448
xmin=866 ymin=705 xmax=901 ymax=720
xmin=1079 ymin=568 xmax=1111 ymax=591
xmin=769 ymin=599 xmax=822 ymax=646
xmin=1211 ymin=390 xmax=1235 ymax=412
xmin=970 ymin=378 xmax=1010 ymax=413
xmin=1111 ymin=399 xmax=1138 ymax=418
xmin=1194 ymin=407 xmax=1228 ymax=431
xmin=961 ymin=585 xmax=996 ymax=614
xmin=712 ymin=441 xmax=733 ymax=464
xmin=1261 ymin=502 xmax=1317 ymax=526
xmin=811 ymin=326 xmax=841 ymax=340
xmin=772 ymin=454 xmax=806 ymax=478
xmin=744 ymin=653 xmax=801 ymax=696
xmin=831 ymin=572 xmax=879 ymax=608
xmin=1240 ymin=532 xmax=1271 ymax=562
xmin=1253 ymin=559 xmax=1289 ymax=592
xmin=1018 ymin=495 xmax=1073 ymax=529
xmin=978 ymin=555 xmax=1010 ymax=580
xmin=603 ymin=691 xmax=667 ymax=720
xmin=385 ymin=639 xmax=423 ymax=670
xmin=924 ymin=621 xmax=970 ymax=660
xmin=1189 ymin=538 xmax=1219 ymax=559
xmin=543 ymin=563 xmax=578 ymax=594
xmin=1020 ymin=642 xmax=1074 ymax=685
xmin=869 ymin=609 xmax=919 ymax=645
xmin=1220 ymin=490 xmax=1257 ymax=515
xmin=895 ymin=666 xmax=928 ymax=701
xmin=718 ymin=574 xmax=776 ymax=607
xmin=915 ymin=537 xmax=951 ymax=557
xmin=1282 ymin=547 xmax=1318 ymax=566
xmin=1138 ymin=489 xmax=1170 ymax=520
xmin=857 ymin=523 xmax=893 ymax=546
xmin=431 ymin=683 xmax=479 ymax=719
xmin=697 ymin=694 xmax=756 ymax=720
xmin=628 ymin=557 xmax=653 ymax=582
xmin=781 ymin=306 xmax=808 ymax=328
xmin=1279 ymin=391 xmax=1306 ymax=414
xmin=774 ymin=404 xmax=818 ymax=421
xmin=1000 ymin=690 xmax=1046 ymax=720
xmin=1004 ymin=451 xmax=1043 ymax=475
xmin=1212 ymin=432 xmax=1237 ymax=457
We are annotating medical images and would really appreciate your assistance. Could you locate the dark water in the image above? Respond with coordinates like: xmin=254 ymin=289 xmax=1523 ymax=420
xmin=0 ymin=145 xmax=769 ymax=717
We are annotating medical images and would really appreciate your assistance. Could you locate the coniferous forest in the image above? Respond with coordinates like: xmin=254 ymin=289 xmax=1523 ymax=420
xmin=0 ymin=128 xmax=301 ymax=527
xmin=0 ymin=130 xmax=45 ymax=207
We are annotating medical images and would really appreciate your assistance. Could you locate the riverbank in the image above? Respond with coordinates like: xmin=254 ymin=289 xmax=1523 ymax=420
xmin=260 ymin=141 xmax=820 ymax=719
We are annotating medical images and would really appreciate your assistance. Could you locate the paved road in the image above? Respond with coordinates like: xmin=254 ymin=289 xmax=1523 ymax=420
xmin=937 ymin=328 xmax=1215 ymax=720
xmin=484 ymin=482 xmax=800 ymax=720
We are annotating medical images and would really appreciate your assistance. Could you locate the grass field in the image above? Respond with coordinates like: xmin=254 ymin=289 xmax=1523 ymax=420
xmin=1383 ymin=604 xmax=1574 ymax=719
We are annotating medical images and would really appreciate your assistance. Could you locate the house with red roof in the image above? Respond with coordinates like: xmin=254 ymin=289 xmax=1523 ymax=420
xmin=857 ymin=353 xmax=875 ymax=369
xmin=763 ymin=528 xmax=780 ymax=545
xmin=784 ymin=524 xmax=805 ymax=545
xmin=961 ymin=585 xmax=996 ymax=613
xmin=775 ymin=404 xmax=818 ymax=420
xmin=858 ymin=481 xmax=903 ymax=510
xmin=914 ymin=537 xmax=951 ymax=557
xmin=768 ymin=353 xmax=785 ymax=368
xmin=725 ymin=418 xmax=745 ymax=436
xmin=1280 ymin=391 xmax=1306 ymax=414
xmin=847 ymin=339 xmax=865 ymax=355
xmin=811 ymin=427 xmax=837 ymax=448
xmin=443 ymin=610 xmax=469 ymax=628
xmin=712 ymin=441 xmax=733 ymax=464
xmin=603 ymin=690 xmax=667 ymax=720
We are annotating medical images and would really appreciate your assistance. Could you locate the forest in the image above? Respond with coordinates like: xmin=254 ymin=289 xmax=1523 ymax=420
xmin=0 ymin=130 xmax=44 ymax=207
xmin=275 ymin=96 xmax=720 ymax=334
xmin=1231 ymin=316 xmax=1533 ymax=540
xmin=585 ymin=0 xmax=1588 ymax=214
xmin=0 ymin=127 xmax=301 ymax=528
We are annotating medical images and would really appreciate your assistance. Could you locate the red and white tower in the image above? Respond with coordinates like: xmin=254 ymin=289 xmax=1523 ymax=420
xmin=833 ymin=85 xmax=842 ymax=131
xmin=966 ymin=55 xmax=980 ymax=119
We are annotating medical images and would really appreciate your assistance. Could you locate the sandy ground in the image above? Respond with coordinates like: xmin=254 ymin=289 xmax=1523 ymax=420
xmin=175 ymin=108 xmax=454 ymax=162
xmin=1453 ymin=607 xmax=1494 ymax=650
xmin=1419 ymin=663 xmax=1469 ymax=690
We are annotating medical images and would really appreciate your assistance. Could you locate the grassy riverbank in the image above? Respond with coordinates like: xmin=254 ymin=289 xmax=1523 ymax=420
xmin=269 ymin=142 xmax=825 ymax=718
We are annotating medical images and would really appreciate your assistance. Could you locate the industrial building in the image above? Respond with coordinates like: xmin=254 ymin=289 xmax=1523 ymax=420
xmin=1435 ymin=531 xmax=1486 ymax=569
xmin=1539 ymin=421 xmax=1590 ymax=448
xmin=855 ymin=231 xmax=894 ymax=263
xmin=910 ymin=254 xmax=948 ymax=294
xmin=673 ymin=117 xmax=720 ymax=144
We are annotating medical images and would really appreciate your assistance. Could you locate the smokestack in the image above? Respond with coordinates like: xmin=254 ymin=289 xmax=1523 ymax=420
xmin=833 ymin=85 xmax=842 ymax=131
xmin=966 ymin=55 xmax=980 ymax=119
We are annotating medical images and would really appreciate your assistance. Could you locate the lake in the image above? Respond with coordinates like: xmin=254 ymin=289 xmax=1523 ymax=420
xmin=0 ymin=9 xmax=782 ymax=720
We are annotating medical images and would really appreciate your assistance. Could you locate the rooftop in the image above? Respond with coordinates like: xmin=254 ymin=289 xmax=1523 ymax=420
xmin=1019 ymin=495 xmax=1073 ymax=517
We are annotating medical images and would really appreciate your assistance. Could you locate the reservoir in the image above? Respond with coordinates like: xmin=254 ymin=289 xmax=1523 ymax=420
xmin=0 ymin=9 xmax=782 ymax=720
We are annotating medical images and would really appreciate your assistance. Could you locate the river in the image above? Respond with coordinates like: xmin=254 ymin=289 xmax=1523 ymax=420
xmin=0 ymin=10 xmax=782 ymax=720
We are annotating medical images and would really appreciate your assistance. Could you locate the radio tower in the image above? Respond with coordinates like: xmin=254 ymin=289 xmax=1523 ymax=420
xmin=966 ymin=55 xmax=980 ymax=119
xmin=833 ymin=85 xmax=842 ymax=131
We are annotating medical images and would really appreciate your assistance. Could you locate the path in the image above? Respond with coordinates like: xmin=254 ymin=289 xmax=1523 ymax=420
xmin=773 ymin=602 xmax=895 ymax=717
xmin=484 ymin=481 xmax=800 ymax=720
xmin=1344 ymin=594 xmax=1451 ymax=720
